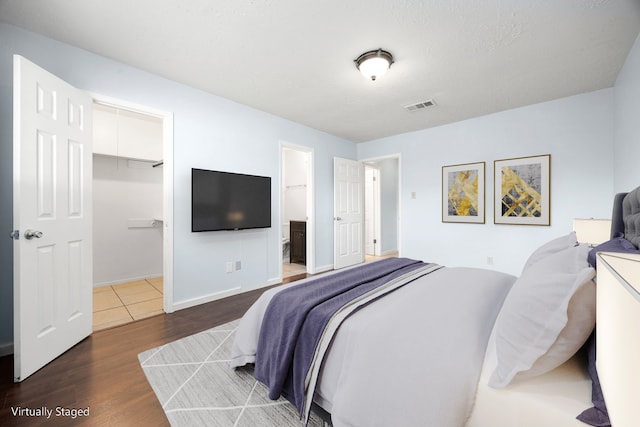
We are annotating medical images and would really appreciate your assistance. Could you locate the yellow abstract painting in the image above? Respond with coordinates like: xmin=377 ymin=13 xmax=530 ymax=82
xmin=500 ymin=166 xmax=542 ymax=217
xmin=448 ymin=170 xmax=479 ymax=216
xmin=494 ymin=154 xmax=550 ymax=225
xmin=442 ymin=162 xmax=485 ymax=223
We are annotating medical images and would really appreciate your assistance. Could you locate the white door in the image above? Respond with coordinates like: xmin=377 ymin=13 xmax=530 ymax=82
xmin=13 ymin=55 xmax=93 ymax=382
xmin=334 ymin=157 xmax=364 ymax=269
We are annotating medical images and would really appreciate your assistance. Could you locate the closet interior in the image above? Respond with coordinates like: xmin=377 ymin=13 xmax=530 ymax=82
xmin=91 ymin=103 xmax=164 ymax=330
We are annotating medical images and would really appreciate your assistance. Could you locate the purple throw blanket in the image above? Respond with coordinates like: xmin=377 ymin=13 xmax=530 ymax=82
xmin=254 ymin=257 xmax=428 ymax=416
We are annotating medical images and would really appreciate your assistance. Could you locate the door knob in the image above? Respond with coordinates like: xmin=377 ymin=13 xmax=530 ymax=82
xmin=24 ymin=229 xmax=43 ymax=240
xmin=334 ymin=217 xmax=342 ymax=221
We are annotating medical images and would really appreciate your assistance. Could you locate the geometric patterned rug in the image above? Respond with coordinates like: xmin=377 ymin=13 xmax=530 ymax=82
xmin=138 ymin=320 xmax=327 ymax=426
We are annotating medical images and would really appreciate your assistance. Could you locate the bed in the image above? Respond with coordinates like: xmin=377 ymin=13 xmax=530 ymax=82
xmin=230 ymin=186 xmax=640 ymax=427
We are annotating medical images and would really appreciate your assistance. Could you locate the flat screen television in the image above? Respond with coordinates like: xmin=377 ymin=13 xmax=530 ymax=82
xmin=191 ymin=168 xmax=271 ymax=232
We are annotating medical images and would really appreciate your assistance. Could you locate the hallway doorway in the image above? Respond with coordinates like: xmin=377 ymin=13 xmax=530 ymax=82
xmin=363 ymin=156 xmax=400 ymax=258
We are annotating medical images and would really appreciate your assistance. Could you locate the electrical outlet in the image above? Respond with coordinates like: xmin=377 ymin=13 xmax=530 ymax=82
xmin=226 ymin=261 xmax=233 ymax=273
xmin=487 ymin=256 xmax=494 ymax=265
xmin=235 ymin=260 xmax=242 ymax=270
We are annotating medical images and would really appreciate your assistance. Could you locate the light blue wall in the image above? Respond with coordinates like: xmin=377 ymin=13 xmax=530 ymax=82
xmin=0 ymin=23 xmax=355 ymax=349
xmin=378 ymin=158 xmax=399 ymax=254
xmin=358 ymin=89 xmax=615 ymax=275
xmin=614 ymin=32 xmax=640 ymax=192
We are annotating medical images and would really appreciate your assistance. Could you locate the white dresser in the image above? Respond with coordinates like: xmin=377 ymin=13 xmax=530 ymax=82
xmin=596 ymin=252 xmax=640 ymax=427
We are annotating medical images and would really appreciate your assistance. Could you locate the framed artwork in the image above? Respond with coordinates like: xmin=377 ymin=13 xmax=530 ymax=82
xmin=494 ymin=154 xmax=551 ymax=225
xmin=442 ymin=162 xmax=485 ymax=224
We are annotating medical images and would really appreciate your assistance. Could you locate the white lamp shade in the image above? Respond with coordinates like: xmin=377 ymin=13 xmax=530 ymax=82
xmin=354 ymin=49 xmax=393 ymax=81
xmin=358 ymin=57 xmax=390 ymax=80
xmin=573 ymin=218 xmax=612 ymax=246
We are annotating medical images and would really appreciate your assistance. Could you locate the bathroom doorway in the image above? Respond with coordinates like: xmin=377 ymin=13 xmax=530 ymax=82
xmin=281 ymin=143 xmax=314 ymax=280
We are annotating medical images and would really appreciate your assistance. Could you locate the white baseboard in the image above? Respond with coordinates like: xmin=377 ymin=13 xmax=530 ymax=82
xmin=172 ymin=286 xmax=242 ymax=311
xmin=171 ymin=278 xmax=281 ymax=312
xmin=266 ymin=277 xmax=283 ymax=287
xmin=313 ymin=264 xmax=333 ymax=274
xmin=94 ymin=273 xmax=163 ymax=288
xmin=0 ymin=342 xmax=14 ymax=357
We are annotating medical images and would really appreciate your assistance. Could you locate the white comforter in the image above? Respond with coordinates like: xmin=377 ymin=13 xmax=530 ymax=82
xmin=231 ymin=265 xmax=516 ymax=427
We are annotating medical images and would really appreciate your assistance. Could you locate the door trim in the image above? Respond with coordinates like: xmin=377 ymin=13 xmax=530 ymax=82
xmin=91 ymin=93 xmax=175 ymax=313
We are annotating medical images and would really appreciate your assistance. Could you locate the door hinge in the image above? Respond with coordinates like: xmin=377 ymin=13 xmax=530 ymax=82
xmin=9 ymin=230 xmax=19 ymax=240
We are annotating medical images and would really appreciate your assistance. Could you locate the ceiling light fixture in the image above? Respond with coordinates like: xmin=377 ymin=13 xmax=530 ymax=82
xmin=354 ymin=49 xmax=394 ymax=81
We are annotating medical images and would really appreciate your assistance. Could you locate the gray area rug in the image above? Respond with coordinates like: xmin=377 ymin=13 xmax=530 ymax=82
xmin=138 ymin=319 xmax=327 ymax=426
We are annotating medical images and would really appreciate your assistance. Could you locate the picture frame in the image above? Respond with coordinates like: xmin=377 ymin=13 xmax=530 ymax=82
xmin=494 ymin=154 xmax=551 ymax=225
xmin=442 ymin=162 xmax=485 ymax=224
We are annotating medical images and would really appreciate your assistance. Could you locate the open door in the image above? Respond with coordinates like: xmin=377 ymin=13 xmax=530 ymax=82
xmin=333 ymin=157 xmax=364 ymax=269
xmin=13 ymin=55 xmax=93 ymax=382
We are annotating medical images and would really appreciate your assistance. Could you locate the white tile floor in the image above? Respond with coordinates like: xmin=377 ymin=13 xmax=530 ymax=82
xmin=283 ymin=260 xmax=306 ymax=279
xmin=93 ymin=277 xmax=163 ymax=331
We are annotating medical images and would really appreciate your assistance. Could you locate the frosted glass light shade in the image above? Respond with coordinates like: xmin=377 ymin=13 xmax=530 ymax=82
xmin=354 ymin=49 xmax=394 ymax=81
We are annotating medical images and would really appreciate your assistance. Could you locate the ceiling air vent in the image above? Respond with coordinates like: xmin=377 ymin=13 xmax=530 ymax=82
xmin=403 ymin=99 xmax=436 ymax=112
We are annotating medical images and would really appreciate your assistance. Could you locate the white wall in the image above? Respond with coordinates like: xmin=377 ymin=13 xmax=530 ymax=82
xmin=0 ymin=23 xmax=356 ymax=348
xmin=93 ymin=155 xmax=164 ymax=286
xmin=358 ymin=89 xmax=615 ymax=275
xmin=614 ymin=32 xmax=640 ymax=192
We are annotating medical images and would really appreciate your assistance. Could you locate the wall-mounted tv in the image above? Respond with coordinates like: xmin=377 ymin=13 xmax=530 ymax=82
xmin=192 ymin=168 xmax=272 ymax=232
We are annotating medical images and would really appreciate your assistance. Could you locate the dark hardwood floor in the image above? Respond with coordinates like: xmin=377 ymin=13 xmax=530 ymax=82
xmin=0 ymin=280 xmax=305 ymax=427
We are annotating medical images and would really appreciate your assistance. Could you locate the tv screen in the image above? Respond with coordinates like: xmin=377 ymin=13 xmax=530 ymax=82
xmin=191 ymin=168 xmax=271 ymax=232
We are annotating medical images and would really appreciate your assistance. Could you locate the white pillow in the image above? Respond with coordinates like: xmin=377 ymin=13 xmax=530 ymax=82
xmin=489 ymin=242 xmax=595 ymax=388
xmin=513 ymin=277 xmax=595 ymax=382
xmin=521 ymin=231 xmax=577 ymax=273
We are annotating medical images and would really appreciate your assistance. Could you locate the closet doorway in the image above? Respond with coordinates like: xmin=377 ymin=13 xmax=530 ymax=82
xmin=91 ymin=98 xmax=174 ymax=330
xmin=281 ymin=143 xmax=314 ymax=280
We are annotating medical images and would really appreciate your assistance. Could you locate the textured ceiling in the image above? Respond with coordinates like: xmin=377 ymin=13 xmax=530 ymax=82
xmin=1 ymin=0 xmax=639 ymax=142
